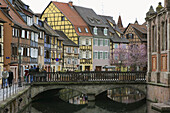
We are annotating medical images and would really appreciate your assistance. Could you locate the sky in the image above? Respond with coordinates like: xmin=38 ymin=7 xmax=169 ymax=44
xmin=22 ymin=0 xmax=164 ymax=27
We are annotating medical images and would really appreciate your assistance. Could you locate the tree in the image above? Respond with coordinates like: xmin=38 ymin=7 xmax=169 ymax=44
xmin=111 ymin=44 xmax=128 ymax=71
xmin=127 ymin=44 xmax=147 ymax=71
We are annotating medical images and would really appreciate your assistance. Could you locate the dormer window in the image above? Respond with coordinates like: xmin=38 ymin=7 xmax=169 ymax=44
xmin=78 ymin=27 xmax=82 ymax=33
xmin=93 ymin=27 xmax=97 ymax=35
xmin=88 ymin=18 xmax=95 ymax=23
xmin=104 ymin=28 xmax=108 ymax=36
xmin=85 ymin=28 xmax=88 ymax=33
xmin=96 ymin=19 xmax=101 ymax=24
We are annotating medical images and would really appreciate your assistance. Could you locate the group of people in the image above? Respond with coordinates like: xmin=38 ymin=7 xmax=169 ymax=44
xmin=24 ymin=65 xmax=46 ymax=83
xmin=0 ymin=68 xmax=13 ymax=88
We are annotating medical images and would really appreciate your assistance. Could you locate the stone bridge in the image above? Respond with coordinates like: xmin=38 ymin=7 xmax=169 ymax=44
xmin=31 ymin=71 xmax=147 ymax=101
xmin=31 ymin=82 xmax=146 ymax=101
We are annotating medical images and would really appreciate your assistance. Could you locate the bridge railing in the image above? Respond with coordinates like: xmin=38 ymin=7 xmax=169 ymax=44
xmin=32 ymin=71 xmax=146 ymax=83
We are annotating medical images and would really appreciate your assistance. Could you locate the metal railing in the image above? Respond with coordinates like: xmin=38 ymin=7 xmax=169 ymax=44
xmin=32 ymin=71 xmax=146 ymax=83
xmin=0 ymin=82 xmax=26 ymax=101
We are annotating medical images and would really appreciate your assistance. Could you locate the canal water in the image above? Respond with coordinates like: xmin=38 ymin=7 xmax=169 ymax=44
xmin=22 ymin=88 xmax=161 ymax=113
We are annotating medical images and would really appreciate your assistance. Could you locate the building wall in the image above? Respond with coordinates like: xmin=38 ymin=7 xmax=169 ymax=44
xmin=93 ymin=37 xmax=110 ymax=71
xmin=146 ymin=4 xmax=170 ymax=103
xmin=63 ymin=46 xmax=79 ymax=71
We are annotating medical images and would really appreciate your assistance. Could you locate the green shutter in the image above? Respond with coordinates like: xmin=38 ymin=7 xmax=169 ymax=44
xmin=98 ymin=52 xmax=100 ymax=59
xmin=103 ymin=40 xmax=105 ymax=46
xmin=93 ymin=52 xmax=95 ymax=59
xmin=93 ymin=39 xmax=95 ymax=45
xmin=103 ymin=52 xmax=105 ymax=59
xmin=108 ymin=40 xmax=110 ymax=46
xmin=98 ymin=39 xmax=100 ymax=46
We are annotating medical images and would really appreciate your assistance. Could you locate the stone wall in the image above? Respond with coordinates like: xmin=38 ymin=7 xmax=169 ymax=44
xmin=0 ymin=86 xmax=31 ymax=113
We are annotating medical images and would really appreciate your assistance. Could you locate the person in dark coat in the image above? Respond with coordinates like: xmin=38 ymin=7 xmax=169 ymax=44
xmin=8 ymin=70 xmax=13 ymax=87
xmin=29 ymin=66 xmax=35 ymax=83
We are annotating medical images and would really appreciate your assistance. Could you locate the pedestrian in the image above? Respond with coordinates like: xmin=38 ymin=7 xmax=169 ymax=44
xmin=29 ymin=66 xmax=35 ymax=83
xmin=8 ymin=70 xmax=13 ymax=87
xmin=24 ymin=67 xmax=29 ymax=83
xmin=2 ymin=68 xmax=9 ymax=88
xmin=36 ymin=65 xmax=40 ymax=72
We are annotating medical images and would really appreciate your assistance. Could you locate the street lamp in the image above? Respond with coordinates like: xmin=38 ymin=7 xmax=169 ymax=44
xmin=18 ymin=47 xmax=22 ymax=87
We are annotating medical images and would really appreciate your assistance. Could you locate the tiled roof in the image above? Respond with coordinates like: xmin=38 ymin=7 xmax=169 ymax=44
xmin=52 ymin=1 xmax=92 ymax=37
xmin=44 ymin=21 xmax=59 ymax=37
xmin=55 ymin=30 xmax=78 ymax=47
xmin=74 ymin=6 xmax=108 ymax=28
xmin=0 ymin=0 xmax=30 ymax=29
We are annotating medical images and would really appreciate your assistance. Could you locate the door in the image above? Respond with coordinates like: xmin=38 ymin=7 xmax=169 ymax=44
xmin=85 ymin=66 xmax=90 ymax=71
xmin=95 ymin=66 xmax=102 ymax=71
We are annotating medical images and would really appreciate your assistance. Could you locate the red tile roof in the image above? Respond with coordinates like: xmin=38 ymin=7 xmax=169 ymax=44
xmin=0 ymin=0 xmax=29 ymax=29
xmin=52 ymin=1 xmax=92 ymax=37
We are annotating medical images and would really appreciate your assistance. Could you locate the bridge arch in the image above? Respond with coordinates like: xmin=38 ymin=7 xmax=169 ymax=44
xmin=31 ymin=83 xmax=146 ymax=99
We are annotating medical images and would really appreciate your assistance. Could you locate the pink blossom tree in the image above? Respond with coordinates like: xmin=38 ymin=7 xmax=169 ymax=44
xmin=111 ymin=44 xmax=128 ymax=71
xmin=127 ymin=44 xmax=147 ymax=71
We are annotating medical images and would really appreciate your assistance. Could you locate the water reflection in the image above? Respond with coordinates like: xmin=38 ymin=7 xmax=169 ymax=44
xmin=59 ymin=89 xmax=88 ymax=105
xmin=21 ymin=88 xmax=164 ymax=113
xmin=107 ymin=87 xmax=145 ymax=104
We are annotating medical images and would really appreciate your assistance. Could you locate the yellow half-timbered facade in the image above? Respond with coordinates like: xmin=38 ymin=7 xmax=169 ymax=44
xmin=41 ymin=1 xmax=93 ymax=71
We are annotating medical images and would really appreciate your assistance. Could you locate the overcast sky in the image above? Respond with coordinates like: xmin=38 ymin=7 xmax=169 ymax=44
xmin=22 ymin=0 xmax=163 ymax=27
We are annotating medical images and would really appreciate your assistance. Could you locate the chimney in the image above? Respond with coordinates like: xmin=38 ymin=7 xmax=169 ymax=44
xmin=68 ymin=1 xmax=73 ymax=7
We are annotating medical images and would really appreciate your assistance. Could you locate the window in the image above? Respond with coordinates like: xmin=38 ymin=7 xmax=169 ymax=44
xmin=74 ymin=48 xmax=78 ymax=54
xmin=74 ymin=59 xmax=78 ymax=64
xmin=86 ymin=39 xmax=89 ymax=45
xmin=162 ymin=22 xmax=167 ymax=51
xmin=31 ymin=32 xmax=34 ymax=41
xmin=88 ymin=18 xmax=94 ymax=23
xmin=126 ymin=33 xmax=134 ymax=39
xmin=35 ymin=33 xmax=38 ymax=42
xmin=100 ymin=52 xmax=103 ymax=59
xmin=99 ymin=39 xmax=103 ymax=46
xmin=61 ymin=16 xmax=65 ymax=21
xmin=12 ymin=28 xmax=15 ymax=36
xmin=21 ymin=30 xmax=25 ymax=38
xmin=38 ymin=47 xmax=41 ymax=56
xmin=85 ymin=28 xmax=88 ymax=33
xmin=68 ymin=58 xmax=71 ymax=64
xmin=23 ymin=48 xmax=27 ymax=56
xmin=94 ymin=38 xmax=98 ymax=46
xmin=93 ymin=52 xmax=98 ymax=59
xmin=68 ymin=47 xmax=71 ymax=53
xmin=104 ymin=28 xmax=108 ymax=36
xmin=104 ymin=39 xmax=108 ymax=46
xmin=96 ymin=19 xmax=101 ymax=24
xmin=12 ymin=47 xmax=17 ymax=55
xmin=40 ymin=31 xmax=43 ymax=39
xmin=93 ymin=27 xmax=97 ymax=35
xmin=78 ymin=27 xmax=81 ymax=32
xmin=105 ymin=52 xmax=108 ymax=59
xmin=86 ymin=51 xmax=89 ymax=59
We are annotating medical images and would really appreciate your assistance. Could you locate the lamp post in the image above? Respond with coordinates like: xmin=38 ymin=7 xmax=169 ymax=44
xmin=18 ymin=47 xmax=22 ymax=87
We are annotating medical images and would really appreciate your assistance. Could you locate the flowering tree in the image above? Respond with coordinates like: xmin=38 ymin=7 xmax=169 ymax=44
xmin=111 ymin=44 xmax=128 ymax=71
xmin=127 ymin=44 xmax=147 ymax=71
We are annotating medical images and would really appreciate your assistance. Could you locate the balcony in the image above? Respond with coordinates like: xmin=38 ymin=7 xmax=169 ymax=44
xmin=80 ymin=46 xmax=92 ymax=51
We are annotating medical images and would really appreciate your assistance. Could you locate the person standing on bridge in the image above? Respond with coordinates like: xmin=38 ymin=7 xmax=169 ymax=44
xmin=2 ymin=68 xmax=9 ymax=88
xmin=8 ymin=70 xmax=13 ymax=87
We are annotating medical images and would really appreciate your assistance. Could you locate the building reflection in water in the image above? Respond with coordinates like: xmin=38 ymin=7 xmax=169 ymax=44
xmin=59 ymin=89 xmax=88 ymax=105
xmin=107 ymin=87 xmax=145 ymax=104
